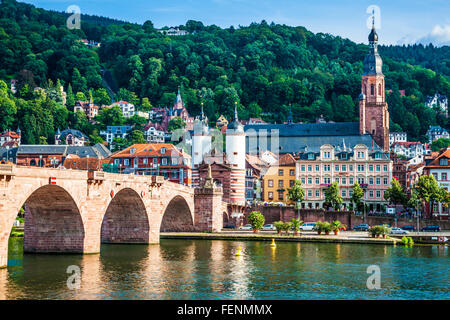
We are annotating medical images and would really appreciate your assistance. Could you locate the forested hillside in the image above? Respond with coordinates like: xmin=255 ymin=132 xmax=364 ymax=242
xmin=0 ymin=0 xmax=449 ymax=145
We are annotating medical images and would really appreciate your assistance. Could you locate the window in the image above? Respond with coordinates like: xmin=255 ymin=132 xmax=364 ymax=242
xmin=278 ymin=180 xmax=284 ymax=187
xmin=369 ymin=177 xmax=374 ymax=185
xmin=290 ymin=169 xmax=295 ymax=176
xmin=301 ymin=177 xmax=306 ymax=184
xmin=357 ymin=164 xmax=365 ymax=172
xmin=358 ymin=177 xmax=365 ymax=184
xmin=349 ymin=177 xmax=354 ymax=185
xmin=308 ymin=177 xmax=312 ymax=185
xmin=376 ymin=177 xmax=381 ymax=185
xmin=114 ymin=159 xmax=120 ymax=165
xmin=383 ymin=177 xmax=388 ymax=185
xmin=335 ymin=165 xmax=339 ymax=172
xmin=268 ymin=192 xmax=273 ymax=200
xmin=335 ymin=177 xmax=339 ymax=183
xmin=143 ymin=158 xmax=148 ymax=164
xmin=342 ymin=177 xmax=347 ymax=185
xmin=376 ymin=190 xmax=381 ymax=198
xmin=442 ymin=173 xmax=447 ymax=181
xmin=376 ymin=164 xmax=381 ymax=172
xmin=161 ymin=158 xmax=167 ymax=165
xmin=342 ymin=190 xmax=347 ymax=197
xmin=268 ymin=180 xmax=273 ymax=187
xmin=433 ymin=173 xmax=438 ymax=180
xmin=124 ymin=159 xmax=129 ymax=166
xmin=349 ymin=190 xmax=353 ymax=198
xmin=308 ymin=154 xmax=315 ymax=160
xmin=301 ymin=165 xmax=305 ymax=172
xmin=324 ymin=177 xmax=331 ymax=184
xmin=369 ymin=165 xmax=373 ymax=172
xmin=315 ymin=190 xmax=320 ymax=197
xmin=290 ymin=180 xmax=295 ymax=187
xmin=278 ymin=169 xmax=284 ymax=176
xmin=349 ymin=164 xmax=354 ymax=171
xmin=341 ymin=153 xmax=347 ymax=160
xmin=307 ymin=190 xmax=313 ymax=197
xmin=161 ymin=147 xmax=166 ymax=154
xmin=383 ymin=165 xmax=388 ymax=172
xmin=378 ymin=83 xmax=381 ymax=95
xmin=375 ymin=153 xmax=382 ymax=159
xmin=278 ymin=192 xmax=284 ymax=201
xmin=324 ymin=164 xmax=331 ymax=172
xmin=171 ymin=158 xmax=178 ymax=165
xmin=440 ymin=158 xmax=449 ymax=166
xmin=342 ymin=165 xmax=347 ymax=172
xmin=315 ymin=177 xmax=320 ymax=184
xmin=315 ymin=165 xmax=320 ymax=171
xmin=371 ymin=84 xmax=374 ymax=95
xmin=153 ymin=158 xmax=158 ymax=164
xmin=369 ymin=190 xmax=374 ymax=198
xmin=358 ymin=152 xmax=365 ymax=159
xmin=307 ymin=165 xmax=312 ymax=172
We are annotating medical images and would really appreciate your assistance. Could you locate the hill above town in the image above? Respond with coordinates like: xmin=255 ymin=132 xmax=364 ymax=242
xmin=0 ymin=0 xmax=449 ymax=145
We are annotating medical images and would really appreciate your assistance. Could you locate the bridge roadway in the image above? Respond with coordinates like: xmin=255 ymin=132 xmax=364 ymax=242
xmin=0 ymin=164 xmax=226 ymax=268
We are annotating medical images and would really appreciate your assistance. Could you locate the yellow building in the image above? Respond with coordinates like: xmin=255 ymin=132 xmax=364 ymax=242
xmin=262 ymin=153 xmax=297 ymax=203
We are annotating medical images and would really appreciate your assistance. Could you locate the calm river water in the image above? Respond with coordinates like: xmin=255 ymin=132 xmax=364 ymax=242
xmin=1 ymin=238 xmax=449 ymax=300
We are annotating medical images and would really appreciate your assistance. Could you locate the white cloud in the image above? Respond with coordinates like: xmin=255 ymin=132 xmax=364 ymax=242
xmin=416 ymin=24 xmax=450 ymax=47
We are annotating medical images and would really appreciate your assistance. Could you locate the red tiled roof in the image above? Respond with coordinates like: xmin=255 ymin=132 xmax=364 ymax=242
xmin=425 ymin=148 xmax=450 ymax=168
xmin=392 ymin=141 xmax=422 ymax=147
xmin=111 ymin=143 xmax=190 ymax=159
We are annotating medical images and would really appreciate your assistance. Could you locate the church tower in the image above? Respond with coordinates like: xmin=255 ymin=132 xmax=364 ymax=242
xmin=359 ymin=17 xmax=389 ymax=152
xmin=192 ymin=104 xmax=211 ymax=188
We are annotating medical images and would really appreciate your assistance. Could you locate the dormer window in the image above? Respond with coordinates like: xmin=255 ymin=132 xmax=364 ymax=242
xmin=440 ymin=158 xmax=448 ymax=166
xmin=161 ymin=147 xmax=166 ymax=154
xmin=357 ymin=151 xmax=365 ymax=159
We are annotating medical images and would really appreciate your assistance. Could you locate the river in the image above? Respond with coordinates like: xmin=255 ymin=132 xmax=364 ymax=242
xmin=0 ymin=238 xmax=448 ymax=300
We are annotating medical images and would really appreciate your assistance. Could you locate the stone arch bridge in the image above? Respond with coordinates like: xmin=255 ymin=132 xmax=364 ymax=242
xmin=0 ymin=165 xmax=226 ymax=268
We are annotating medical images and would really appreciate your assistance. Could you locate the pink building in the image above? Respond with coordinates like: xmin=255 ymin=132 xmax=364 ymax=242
xmin=296 ymin=143 xmax=392 ymax=212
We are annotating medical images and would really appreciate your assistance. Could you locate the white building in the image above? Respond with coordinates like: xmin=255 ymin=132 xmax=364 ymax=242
xmin=191 ymin=111 xmax=212 ymax=188
xmin=425 ymin=93 xmax=448 ymax=116
xmin=110 ymin=101 xmax=135 ymax=118
xmin=157 ymin=27 xmax=189 ymax=36
xmin=392 ymin=142 xmax=429 ymax=159
xmin=424 ymin=147 xmax=450 ymax=218
xmin=426 ymin=126 xmax=450 ymax=143
xmin=143 ymin=124 xmax=165 ymax=143
xmin=100 ymin=125 xmax=132 ymax=145
xmin=389 ymin=132 xmax=407 ymax=147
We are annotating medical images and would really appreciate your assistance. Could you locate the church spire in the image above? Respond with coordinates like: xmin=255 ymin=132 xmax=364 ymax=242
xmin=363 ymin=12 xmax=382 ymax=76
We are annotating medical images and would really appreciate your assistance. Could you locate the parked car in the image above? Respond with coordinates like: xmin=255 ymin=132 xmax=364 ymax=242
xmin=239 ymin=224 xmax=253 ymax=230
xmin=401 ymin=225 xmax=416 ymax=231
xmin=299 ymin=222 xmax=316 ymax=231
xmin=223 ymin=224 xmax=236 ymax=229
xmin=390 ymin=227 xmax=409 ymax=235
xmin=421 ymin=225 xmax=441 ymax=232
xmin=353 ymin=224 xmax=370 ymax=231
xmin=262 ymin=224 xmax=276 ymax=231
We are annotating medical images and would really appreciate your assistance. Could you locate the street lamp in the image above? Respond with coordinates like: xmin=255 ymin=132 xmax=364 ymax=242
xmin=86 ymin=155 xmax=89 ymax=171
xmin=39 ymin=155 xmax=42 ymax=167
xmin=6 ymin=146 xmax=9 ymax=163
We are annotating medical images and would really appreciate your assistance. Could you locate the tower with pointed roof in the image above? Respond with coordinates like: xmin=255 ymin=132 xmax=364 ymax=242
xmin=359 ymin=13 xmax=389 ymax=152
xmin=192 ymin=102 xmax=212 ymax=187
xmin=226 ymin=103 xmax=246 ymax=205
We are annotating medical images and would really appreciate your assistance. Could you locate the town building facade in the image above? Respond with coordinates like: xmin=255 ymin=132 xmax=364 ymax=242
xmin=74 ymin=99 xmax=99 ymax=120
xmin=0 ymin=129 xmax=21 ymax=148
xmin=55 ymin=128 xmax=89 ymax=146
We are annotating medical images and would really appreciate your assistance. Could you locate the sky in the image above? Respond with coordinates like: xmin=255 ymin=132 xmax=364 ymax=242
xmin=21 ymin=0 xmax=450 ymax=46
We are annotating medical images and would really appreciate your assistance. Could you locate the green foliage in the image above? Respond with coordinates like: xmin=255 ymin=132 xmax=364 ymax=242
xmin=331 ymin=220 xmax=346 ymax=231
xmin=274 ymin=221 xmax=284 ymax=232
xmin=282 ymin=222 xmax=293 ymax=232
xmin=431 ymin=138 xmax=450 ymax=152
xmin=96 ymin=105 xmax=125 ymax=127
xmin=384 ymin=179 xmax=408 ymax=206
xmin=325 ymin=182 xmax=343 ymax=210
xmin=401 ymin=236 xmax=414 ymax=246
xmin=247 ymin=211 xmax=265 ymax=230
xmin=287 ymin=179 xmax=305 ymax=207
xmin=415 ymin=175 xmax=446 ymax=216
xmin=290 ymin=218 xmax=302 ymax=231
xmin=351 ymin=182 xmax=364 ymax=211
xmin=168 ymin=116 xmax=186 ymax=132
xmin=369 ymin=225 xmax=390 ymax=237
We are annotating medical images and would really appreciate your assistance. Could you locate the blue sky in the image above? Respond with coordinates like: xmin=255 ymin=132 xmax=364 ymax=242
xmin=22 ymin=0 xmax=450 ymax=46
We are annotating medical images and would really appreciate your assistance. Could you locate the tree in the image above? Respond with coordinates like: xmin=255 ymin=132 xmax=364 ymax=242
xmin=384 ymin=178 xmax=407 ymax=207
xmin=76 ymin=91 xmax=86 ymax=101
xmin=66 ymin=84 xmax=75 ymax=108
xmin=247 ymin=211 xmax=265 ymax=232
xmin=129 ymin=130 xmax=146 ymax=144
xmin=415 ymin=175 xmax=445 ymax=218
xmin=325 ymin=182 xmax=343 ymax=211
xmin=431 ymin=138 xmax=450 ymax=152
xmin=96 ymin=105 xmax=125 ymax=127
xmin=168 ymin=117 xmax=186 ymax=132
xmin=93 ymin=88 xmax=111 ymax=106
xmin=0 ymin=80 xmax=17 ymax=131
xmin=141 ymin=97 xmax=153 ymax=111
xmin=351 ymin=182 xmax=364 ymax=213
xmin=287 ymin=179 xmax=305 ymax=220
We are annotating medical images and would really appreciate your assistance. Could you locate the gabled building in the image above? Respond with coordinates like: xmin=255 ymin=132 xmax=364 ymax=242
xmin=110 ymin=143 xmax=192 ymax=185
xmin=425 ymin=93 xmax=448 ymax=116
xmin=426 ymin=126 xmax=449 ymax=143
xmin=0 ymin=128 xmax=21 ymax=148
xmin=143 ymin=122 xmax=165 ymax=143
xmin=423 ymin=147 xmax=450 ymax=219
xmin=55 ymin=128 xmax=89 ymax=146
xmin=262 ymin=153 xmax=297 ymax=204
xmin=109 ymin=101 xmax=135 ymax=118
xmin=100 ymin=125 xmax=133 ymax=145
xmin=389 ymin=132 xmax=407 ymax=147
xmin=392 ymin=141 xmax=429 ymax=159
xmin=74 ymin=99 xmax=99 ymax=120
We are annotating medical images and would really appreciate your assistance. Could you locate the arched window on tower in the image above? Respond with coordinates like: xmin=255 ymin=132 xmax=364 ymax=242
xmin=371 ymin=84 xmax=374 ymax=95
xmin=364 ymin=85 xmax=367 ymax=95
xmin=378 ymin=83 xmax=381 ymax=96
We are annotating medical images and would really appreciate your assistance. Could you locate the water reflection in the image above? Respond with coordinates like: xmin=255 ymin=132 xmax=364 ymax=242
xmin=1 ymin=238 xmax=449 ymax=300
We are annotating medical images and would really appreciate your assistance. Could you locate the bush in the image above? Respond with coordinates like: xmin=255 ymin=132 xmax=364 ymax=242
xmin=282 ymin=222 xmax=293 ymax=233
xmin=247 ymin=211 xmax=265 ymax=231
xmin=322 ymin=222 xmax=332 ymax=234
xmin=291 ymin=218 xmax=302 ymax=231
xmin=401 ymin=236 xmax=414 ymax=246
xmin=369 ymin=225 xmax=389 ymax=237
xmin=274 ymin=221 xmax=284 ymax=233
xmin=314 ymin=221 xmax=324 ymax=232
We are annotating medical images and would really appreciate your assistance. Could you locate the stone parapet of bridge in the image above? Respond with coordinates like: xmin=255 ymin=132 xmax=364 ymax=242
xmin=0 ymin=165 xmax=224 ymax=268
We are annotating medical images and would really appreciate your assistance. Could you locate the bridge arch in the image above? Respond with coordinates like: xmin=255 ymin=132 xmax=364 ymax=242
xmin=21 ymin=184 xmax=85 ymax=253
xmin=160 ymin=195 xmax=194 ymax=232
xmin=101 ymin=188 xmax=150 ymax=244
